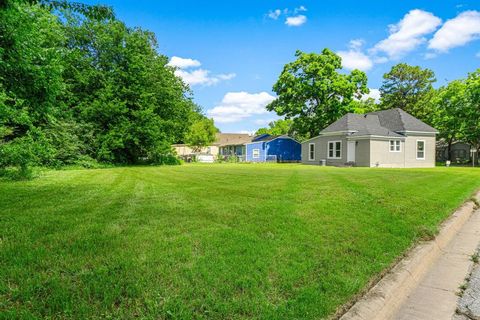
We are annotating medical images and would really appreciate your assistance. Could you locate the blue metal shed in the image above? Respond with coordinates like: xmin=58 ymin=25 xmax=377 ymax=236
xmin=245 ymin=135 xmax=301 ymax=162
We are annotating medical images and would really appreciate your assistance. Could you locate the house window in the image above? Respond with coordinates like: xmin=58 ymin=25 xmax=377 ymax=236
xmin=328 ymin=141 xmax=342 ymax=159
xmin=389 ymin=140 xmax=401 ymax=152
xmin=252 ymin=149 xmax=260 ymax=159
xmin=416 ymin=140 xmax=425 ymax=160
xmin=308 ymin=143 xmax=315 ymax=161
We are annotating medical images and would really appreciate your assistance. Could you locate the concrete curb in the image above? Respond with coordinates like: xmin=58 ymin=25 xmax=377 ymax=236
xmin=339 ymin=191 xmax=480 ymax=320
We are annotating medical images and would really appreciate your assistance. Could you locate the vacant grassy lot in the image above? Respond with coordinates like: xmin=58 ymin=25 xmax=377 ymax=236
xmin=1 ymin=164 xmax=480 ymax=319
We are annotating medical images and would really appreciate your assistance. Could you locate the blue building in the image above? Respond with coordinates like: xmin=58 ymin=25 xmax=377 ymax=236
xmin=245 ymin=135 xmax=301 ymax=162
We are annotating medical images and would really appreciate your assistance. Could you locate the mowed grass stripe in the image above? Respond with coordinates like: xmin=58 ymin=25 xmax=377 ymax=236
xmin=1 ymin=164 xmax=479 ymax=319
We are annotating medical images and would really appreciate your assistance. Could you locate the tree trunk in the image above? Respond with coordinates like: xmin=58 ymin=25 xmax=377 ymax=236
xmin=447 ymin=137 xmax=453 ymax=161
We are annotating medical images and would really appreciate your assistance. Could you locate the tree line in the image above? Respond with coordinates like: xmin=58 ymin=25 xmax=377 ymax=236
xmin=259 ymin=49 xmax=480 ymax=161
xmin=2 ymin=1 xmax=479 ymax=178
xmin=0 ymin=0 xmax=216 ymax=178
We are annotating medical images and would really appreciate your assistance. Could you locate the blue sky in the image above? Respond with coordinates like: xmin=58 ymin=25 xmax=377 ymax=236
xmin=83 ymin=0 xmax=480 ymax=133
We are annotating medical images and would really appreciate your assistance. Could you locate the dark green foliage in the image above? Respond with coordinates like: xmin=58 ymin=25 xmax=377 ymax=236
xmin=380 ymin=63 xmax=436 ymax=120
xmin=39 ymin=0 xmax=114 ymax=20
xmin=0 ymin=1 xmax=202 ymax=175
xmin=184 ymin=115 xmax=218 ymax=152
xmin=430 ymin=80 xmax=467 ymax=160
xmin=0 ymin=2 xmax=66 ymax=177
xmin=267 ymin=49 xmax=369 ymax=139
xmin=43 ymin=119 xmax=91 ymax=166
xmin=61 ymin=16 xmax=197 ymax=164
xmin=430 ymin=68 xmax=480 ymax=162
xmin=256 ymin=118 xmax=294 ymax=137
xmin=463 ymin=70 xmax=480 ymax=155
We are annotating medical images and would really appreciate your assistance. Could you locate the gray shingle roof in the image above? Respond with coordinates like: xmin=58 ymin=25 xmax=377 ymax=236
xmin=369 ymin=108 xmax=437 ymax=133
xmin=321 ymin=108 xmax=437 ymax=137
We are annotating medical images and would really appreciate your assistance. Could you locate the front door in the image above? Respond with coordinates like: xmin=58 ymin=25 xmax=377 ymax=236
xmin=347 ymin=141 xmax=356 ymax=162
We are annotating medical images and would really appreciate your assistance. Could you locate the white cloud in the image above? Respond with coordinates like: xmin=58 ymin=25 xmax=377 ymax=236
xmin=349 ymin=39 xmax=365 ymax=50
xmin=360 ymin=88 xmax=381 ymax=103
xmin=338 ymin=39 xmax=373 ymax=71
xmin=217 ymin=73 xmax=236 ymax=80
xmin=372 ymin=9 xmax=442 ymax=59
xmin=207 ymin=92 xmax=276 ymax=123
xmin=266 ymin=6 xmax=308 ymax=26
xmin=428 ymin=11 xmax=480 ymax=52
xmin=285 ymin=15 xmax=307 ymax=27
xmin=294 ymin=6 xmax=307 ymax=14
xmin=339 ymin=51 xmax=373 ymax=71
xmin=168 ymin=56 xmax=235 ymax=87
xmin=373 ymin=56 xmax=389 ymax=64
xmin=167 ymin=56 xmax=201 ymax=69
xmin=174 ymin=69 xmax=236 ymax=87
xmin=267 ymin=9 xmax=281 ymax=20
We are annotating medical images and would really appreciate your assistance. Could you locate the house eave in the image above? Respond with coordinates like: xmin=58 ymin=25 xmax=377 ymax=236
xmin=347 ymin=135 xmax=406 ymax=141
xmin=397 ymin=130 xmax=438 ymax=135
xmin=302 ymin=130 xmax=356 ymax=143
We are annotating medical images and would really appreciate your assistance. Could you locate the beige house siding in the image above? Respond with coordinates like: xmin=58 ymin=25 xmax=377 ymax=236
xmin=172 ymin=144 xmax=219 ymax=157
xmin=301 ymin=135 xmax=348 ymax=166
xmin=368 ymin=139 xmax=406 ymax=167
xmin=404 ymin=135 xmax=436 ymax=167
xmin=354 ymin=139 xmax=370 ymax=167
xmin=302 ymin=134 xmax=436 ymax=168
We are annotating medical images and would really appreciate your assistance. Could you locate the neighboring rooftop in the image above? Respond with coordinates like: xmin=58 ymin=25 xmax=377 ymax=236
xmin=251 ymin=134 xmax=290 ymax=142
xmin=321 ymin=108 xmax=437 ymax=137
xmin=215 ymin=133 xmax=253 ymax=146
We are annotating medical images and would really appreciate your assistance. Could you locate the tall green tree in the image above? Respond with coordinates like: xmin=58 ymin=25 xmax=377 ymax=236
xmin=267 ymin=49 xmax=369 ymax=139
xmin=349 ymin=98 xmax=380 ymax=115
xmin=380 ymin=63 xmax=436 ymax=119
xmin=0 ymin=2 xmax=66 ymax=174
xmin=60 ymin=12 xmax=198 ymax=164
xmin=0 ymin=0 xmax=207 ymax=173
xmin=185 ymin=116 xmax=218 ymax=152
xmin=255 ymin=119 xmax=293 ymax=136
xmin=463 ymin=69 xmax=480 ymax=161
xmin=431 ymin=81 xmax=467 ymax=161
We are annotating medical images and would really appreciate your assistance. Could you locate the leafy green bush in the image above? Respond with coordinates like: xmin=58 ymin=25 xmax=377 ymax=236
xmin=74 ymin=155 xmax=103 ymax=169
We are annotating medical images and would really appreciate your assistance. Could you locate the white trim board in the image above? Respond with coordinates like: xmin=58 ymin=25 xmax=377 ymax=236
xmin=347 ymin=135 xmax=406 ymax=141
xmin=302 ymin=130 xmax=357 ymax=143
xmin=398 ymin=130 xmax=438 ymax=135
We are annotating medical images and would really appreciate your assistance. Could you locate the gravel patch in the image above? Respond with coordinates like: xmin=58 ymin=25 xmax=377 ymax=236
xmin=455 ymin=248 xmax=480 ymax=320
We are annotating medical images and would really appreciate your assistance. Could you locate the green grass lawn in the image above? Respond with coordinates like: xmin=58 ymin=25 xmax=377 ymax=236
xmin=1 ymin=164 xmax=480 ymax=319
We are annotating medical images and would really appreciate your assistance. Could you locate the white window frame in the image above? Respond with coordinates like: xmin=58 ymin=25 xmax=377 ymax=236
xmin=416 ymin=140 xmax=426 ymax=160
xmin=308 ymin=143 xmax=315 ymax=161
xmin=389 ymin=140 xmax=401 ymax=152
xmin=252 ymin=148 xmax=260 ymax=159
xmin=327 ymin=141 xmax=342 ymax=159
